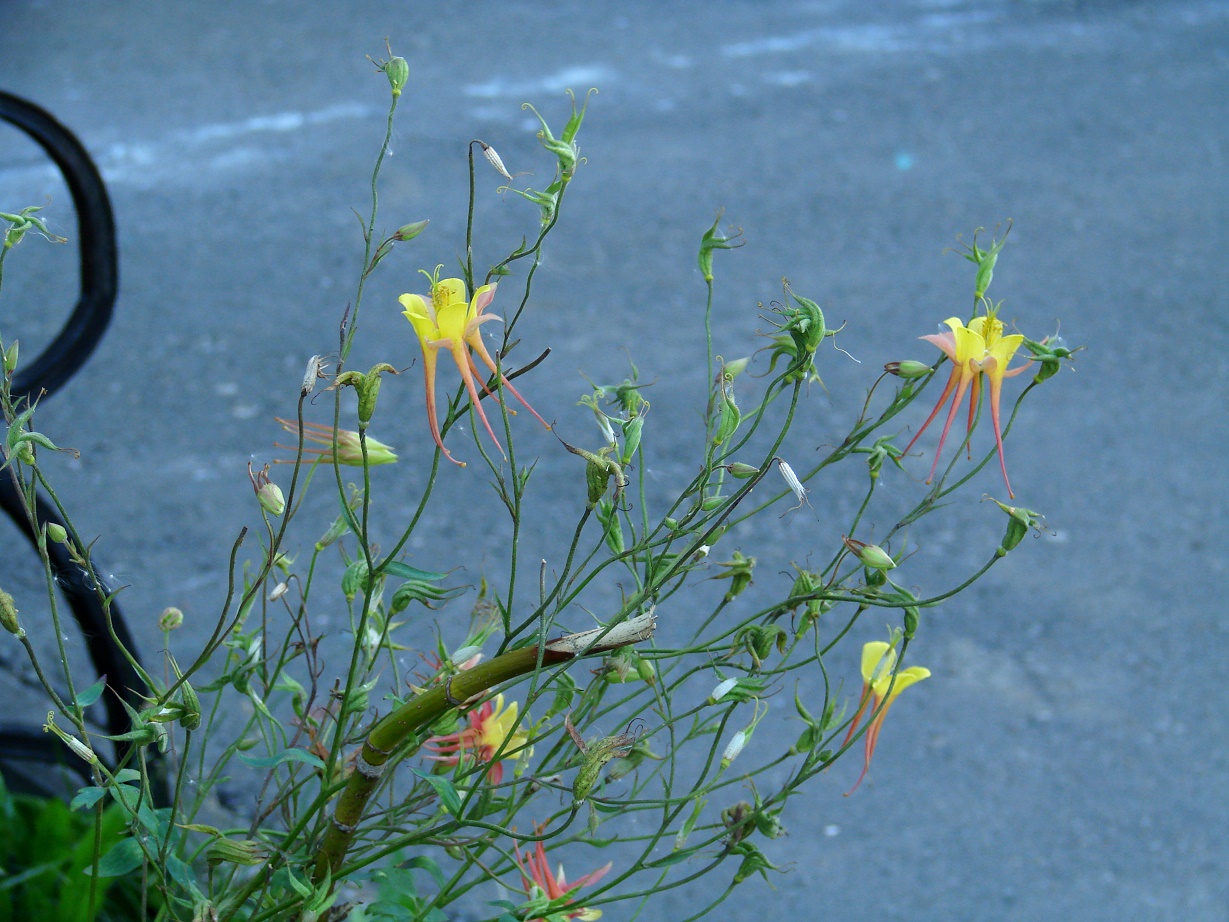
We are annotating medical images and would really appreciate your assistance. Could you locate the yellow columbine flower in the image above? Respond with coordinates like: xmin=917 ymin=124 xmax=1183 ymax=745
xmin=399 ymin=271 xmax=548 ymax=466
xmin=423 ymin=693 xmax=532 ymax=784
xmin=904 ymin=310 xmax=1031 ymax=497
xmin=842 ymin=641 xmax=929 ymax=794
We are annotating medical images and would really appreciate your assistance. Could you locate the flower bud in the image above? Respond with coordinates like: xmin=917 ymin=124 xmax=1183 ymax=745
xmin=884 ymin=360 xmax=932 ymax=379
xmin=44 ymin=522 xmax=68 ymax=545
xmin=159 ymin=606 xmax=184 ymax=631
xmin=725 ymin=462 xmax=760 ymax=479
xmin=3 ymin=340 xmax=17 ymax=375
xmin=1 ymin=588 xmax=23 ymax=637
xmin=393 ymin=219 xmax=429 ymax=241
xmin=722 ymin=356 xmax=750 ymax=379
xmin=903 ymin=606 xmax=920 ymax=640
xmin=842 ymin=536 xmax=896 ymax=570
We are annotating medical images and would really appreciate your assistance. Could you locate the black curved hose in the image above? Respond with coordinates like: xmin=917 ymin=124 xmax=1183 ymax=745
xmin=1 ymin=89 xmax=118 ymax=401
xmin=1 ymin=91 xmax=165 ymax=800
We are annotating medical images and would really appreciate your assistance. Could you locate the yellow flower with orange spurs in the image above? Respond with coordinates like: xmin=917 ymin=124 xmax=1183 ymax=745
xmin=904 ymin=309 xmax=1031 ymax=497
xmin=843 ymin=641 xmax=929 ymax=795
xmin=399 ymin=268 xmax=549 ymax=466
xmin=423 ymin=693 xmax=532 ymax=785
xmin=515 ymin=824 xmax=612 ymax=921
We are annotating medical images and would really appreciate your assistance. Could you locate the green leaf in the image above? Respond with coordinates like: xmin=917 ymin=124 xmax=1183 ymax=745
xmin=69 ymin=785 xmax=107 ymax=812
xmin=410 ymin=769 xmax=461 ymax=816
xmin=77 ymin=675 xmax=108 ymax=708
xmin=165 ymin=854 xmax=199 ymax=892
xmin=382 ymin=561 xmax=449 ymax=582
xmin=84 ymin=836 xmax=144 ymax=877
xmin=238 ymin=748 xmax=326 ymax=771
xmin=649 ymin=845 xmax=705 ymax=868
xmin=404 ymin=855 xmax=447 ymax=890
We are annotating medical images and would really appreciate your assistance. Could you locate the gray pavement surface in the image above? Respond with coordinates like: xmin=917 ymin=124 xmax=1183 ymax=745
xmin=2 ymin=1 xmax=1228 ymax=920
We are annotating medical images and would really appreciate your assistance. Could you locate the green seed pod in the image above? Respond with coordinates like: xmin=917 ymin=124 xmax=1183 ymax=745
xmin=0 ymin=588 xmax=22 ymax=637
xmin=341 ymin=559 xmax=370 ymax=601
xmin=620 ymin=414 xmax=645 ymax=465
xmin=726 ymin=462 xmax=759 ymax=479
xmin=384 ymin=56 xmax=409 ymax=97
xmin=713 ymin=391 xmax=740 ymax=446
xmin=586 ymin=458 xmax=612 ymax=507
xmin=903 ymin=606 xmax=920 ymax=640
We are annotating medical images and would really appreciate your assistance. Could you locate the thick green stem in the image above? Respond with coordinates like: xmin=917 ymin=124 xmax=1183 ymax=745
xmin=311 ymin=613 xmax=655 ymax=882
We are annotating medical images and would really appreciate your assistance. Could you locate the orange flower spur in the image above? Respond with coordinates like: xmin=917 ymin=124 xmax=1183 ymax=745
xmin=399 ymin=270 xmax=549 ymax=466
xmin=515 ymin=825 xmax=612 ymax=921
xmin=904 ymin=310 xmax=1031 ymax=497
xmin=843 ymin=641 xmax=930 ymax=795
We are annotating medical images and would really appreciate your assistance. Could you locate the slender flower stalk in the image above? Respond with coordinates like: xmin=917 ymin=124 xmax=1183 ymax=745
xmin=516 ymin=825 xmax=612 ymax=921
xmin=399 ymin=270 xmax=549 ymax=465
xmin=904 ymin=310 xmax=1030 ymax=496
xmin=843 ymin=641 xmax=929 ymax=794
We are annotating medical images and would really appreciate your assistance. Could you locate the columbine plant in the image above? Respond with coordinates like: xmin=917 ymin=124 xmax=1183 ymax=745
xmin=0 ymin=44 xmax=1074 ymax=922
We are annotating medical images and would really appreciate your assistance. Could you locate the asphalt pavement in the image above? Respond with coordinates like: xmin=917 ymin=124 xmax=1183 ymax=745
xmin=1 ymin=2 xmax=1227 ymax=920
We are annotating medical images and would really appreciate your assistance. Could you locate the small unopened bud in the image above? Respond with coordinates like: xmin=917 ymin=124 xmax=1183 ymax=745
xmin=636 ymin=655 xmax=657 ymax=685
xmin=884 ymin=360 xmax=932 ymax=379
xmin=159 ymin=606 xmax=184 ymax=631
xmin=393 ymin=219 xmax=429 ymax=241
xmin=44 ymin=522 xmax=68 ymax=545
xmin=722 ymin=356 xmax=750 ymax=379
xmin=1 ymin=588 xmax=22 ymax=637
xmin=2 ymin=340 xmax=18 ymax=375
xmin=479 ymin=142 xmax=514 ymax=181
xmin=842 ymin=536 xmax=896 ymax=570
xmin=725 ymin=462 xmax=760 ymax=479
